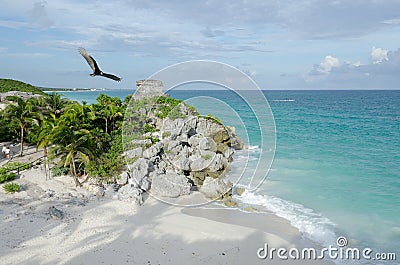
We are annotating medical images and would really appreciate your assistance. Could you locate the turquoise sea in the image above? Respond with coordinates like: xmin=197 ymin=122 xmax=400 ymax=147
xmin=57 ymin=88 xmax=400 ymax=263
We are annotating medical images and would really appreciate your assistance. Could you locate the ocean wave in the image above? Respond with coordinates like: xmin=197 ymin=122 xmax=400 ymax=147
xmin=247 ymin=145 xmax=260 ymax=150
xmin=231 ymin=147 xmax=261 ymax=163
xmin=272 ymin=99 xmax=295 ymax=102
xmin=234 ymin=190 xmax=338 ymax=247
xmin=233 ymin=154 xmax=258 ymax=162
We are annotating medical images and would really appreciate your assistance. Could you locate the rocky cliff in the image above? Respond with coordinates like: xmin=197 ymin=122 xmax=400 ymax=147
xmin=117 ymin=94 xmax=244 ymax=206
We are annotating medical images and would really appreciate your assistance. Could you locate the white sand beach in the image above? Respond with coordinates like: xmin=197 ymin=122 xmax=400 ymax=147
xmin=0 ymin=166 xmax=335 ymax=265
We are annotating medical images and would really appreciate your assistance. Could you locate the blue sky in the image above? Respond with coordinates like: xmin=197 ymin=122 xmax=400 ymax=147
xmin=1 ymin=0 xmax=400 ymax=89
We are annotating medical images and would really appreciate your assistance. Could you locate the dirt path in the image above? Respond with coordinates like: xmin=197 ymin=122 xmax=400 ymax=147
xmin=0 ymin=143 xmax=44 ymax=167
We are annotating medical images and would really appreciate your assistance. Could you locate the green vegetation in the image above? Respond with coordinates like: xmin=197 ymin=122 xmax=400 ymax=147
xmin=0 ymin=172 xmax=16 ymax=184
xmin=0 ymin=162 xmax=31 ymax=172
xmin=0 ymin=79 xmax=46 ymax=95
xmin=85 ymin=133 xmax=125 ymax=184
xmin=0 ymin=162 xmax=30 ymax=184
xmin=3 ymin=182 xmax=20 ymax=193
xmin=204 ymin=114 xmax=222 ymax=125
xmin=162 ymin=131 xmax=171 ymax=138
xmin=1 ymin=89 xmax=126 ymax=186
xmin=50 ymin=166 xmax=69 ymax=177
xmin=155 ymin=96 xmax=183 ymax=106
xmin=201 ymin=154 xmax=212 ymax=160
xmin=167 ymin=107 xmax=186 ymax=120
xmin=185 ymin=103 xmax=199 ymax=115
xmin=154 ymin=96 xmax=185 ymax=119
xmin=144 ymin=123 xmax=157 ymax=133
xmin=3 ymin=96 xmax=40 ymax=156
xmin=144 ymin=136 xmax=160 ymax=144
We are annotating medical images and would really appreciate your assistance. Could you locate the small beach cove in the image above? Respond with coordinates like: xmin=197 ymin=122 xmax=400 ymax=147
xmin=0 ymin=164 xmax=335 ymax=265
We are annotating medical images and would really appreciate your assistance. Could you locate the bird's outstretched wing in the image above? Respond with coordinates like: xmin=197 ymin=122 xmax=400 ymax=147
xmin=79 ymin=47 xmax=121 ymax=81
xmin=102 ymin=72 xmax=122 ymax=82
xmin=79 ymin=47 xmax=99 ymax=73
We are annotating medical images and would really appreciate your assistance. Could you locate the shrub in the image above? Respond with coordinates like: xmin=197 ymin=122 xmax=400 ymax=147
xmin=51 ymin=166 xmax=69 ymax=177
xmin=156 ymin=96 xmax=183 ymax=106
xmin=144 ymin=136 xmax=160 ymax=144
xmin=86 ymin=133 xmax=126 ymax=184
xmin=0 ymin=172 xmax=16 ymax=183
xmin=185 ymin=103 xmax=200 ymax=116
xmin=2 ymin=162 xmax=30 ymax=172
xmin=144 ymin=123 xmax=156 ymax=133
xmin=201 ymin=154 xmax=212 ymax=160
xmin=3 ymin=182 xmax=20 ymax=193
xmin=153 ymin=97 xmax=186 ymax=120
xmin=204 ymin=114 xmax=222 ymax=125
xmin=167 ymin=107 xmax=186 ymax=120
xmin=162 ymin=131 xmax=171 ymax=138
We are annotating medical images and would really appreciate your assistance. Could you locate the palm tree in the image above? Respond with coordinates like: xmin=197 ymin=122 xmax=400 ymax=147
xmin=51 ymin=125 xmax=93 ymax=186
xmin=95 ymin=94 xmax=123 ymax=134
xmin=49 ymin=102 xmax=94 ymax=186
xmin=108 ymin=104 xmax=123 ymax=132
xmin=40 ymin=92 xmax=68 ymax=117
xmin=4 ymin=96 xmax=39 ymax=156
xmin=36 ymin=114 xmax=56 ymax=179
xmin=63 ymin=102 xmax=94 ymax=129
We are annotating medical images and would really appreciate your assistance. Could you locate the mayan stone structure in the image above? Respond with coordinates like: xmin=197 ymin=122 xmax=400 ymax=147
xmin=134 ymin=80 xmax=164 ymax=100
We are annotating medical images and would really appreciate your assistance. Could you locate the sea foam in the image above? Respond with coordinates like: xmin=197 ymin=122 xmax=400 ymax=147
xmin=234 ymin=190 xmax=338 ymax=247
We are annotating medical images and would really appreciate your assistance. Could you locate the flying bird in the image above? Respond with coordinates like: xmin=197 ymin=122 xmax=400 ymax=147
xmin=79 ymin=48 xmax=121 ymax=81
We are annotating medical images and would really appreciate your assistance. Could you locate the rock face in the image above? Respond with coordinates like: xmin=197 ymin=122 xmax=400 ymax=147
xmin=199 ymin=177 xmax=232 ymax=199
xmin=127 ymin=158 xmax=153 ymax=186
xmin=151 ymin=172 xmax=191 ymax=198
xmin=119 ymin=92 xmax=243 ymax=203
xmin=117 ymin=171 xmax=129 ymax=185
xmin=117 ymin=183 xmax=144 ymax=206
xmin=123 ymin=147 xmax=143 ymax=159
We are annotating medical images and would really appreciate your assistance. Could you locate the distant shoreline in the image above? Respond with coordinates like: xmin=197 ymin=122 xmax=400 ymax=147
xmin=41 ymin=88 xmax=136 ymax=93
xmin=41 ymin=88 xmax=107 ymax=92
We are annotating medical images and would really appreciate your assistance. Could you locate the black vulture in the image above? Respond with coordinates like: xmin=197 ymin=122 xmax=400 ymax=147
xmin=79 ymin=47 xmax=121 ymax=81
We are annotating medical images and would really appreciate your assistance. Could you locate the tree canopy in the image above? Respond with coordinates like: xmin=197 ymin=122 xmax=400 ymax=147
xmin=0 ymin=79 xmax=46 ymax=95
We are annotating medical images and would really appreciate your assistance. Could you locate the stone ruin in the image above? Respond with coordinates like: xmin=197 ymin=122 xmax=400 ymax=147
xmin=133 ymin=79 xmax=164 ymax=100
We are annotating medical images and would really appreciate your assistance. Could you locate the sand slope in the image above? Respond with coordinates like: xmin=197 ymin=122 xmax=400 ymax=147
xmin=0 ymin=168 xmax=334 ymax=265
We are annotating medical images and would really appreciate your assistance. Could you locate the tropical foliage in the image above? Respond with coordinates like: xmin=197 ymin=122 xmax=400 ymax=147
xmin=0 ymin=172 xmax=16 ymax=184
xmin=3 ymin=96 xmax=40 ymax=156
xmin=3 ymin=182 xmax=20 ymax=193
xmin=0 ymin=162 xmax=31 ymax=172
xmin=1 ymin=84 xmax=127 ymax=186
xmin=0 ymin=80 xmax=200 ymax=187
xmin=0 ymin=79 xmax=45 ymax=95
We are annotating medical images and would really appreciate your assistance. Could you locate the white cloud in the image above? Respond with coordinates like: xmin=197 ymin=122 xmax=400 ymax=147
xmin=317 ymin=55 xmax=340 ymax=74
xmin=371 ymin=47 xmax=388 ymax=64
xmin=304 ymin=48 xmax=400 ymax=88
xmin=27 ymin=1 xmax=53 ymax=28
xmin=381 ymin=18 xmax=400 ymax=25
xmin=3 ymin=0 xmax=400 ymax=56
xmin=2 ymin=0 xmax=400 ymax=89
